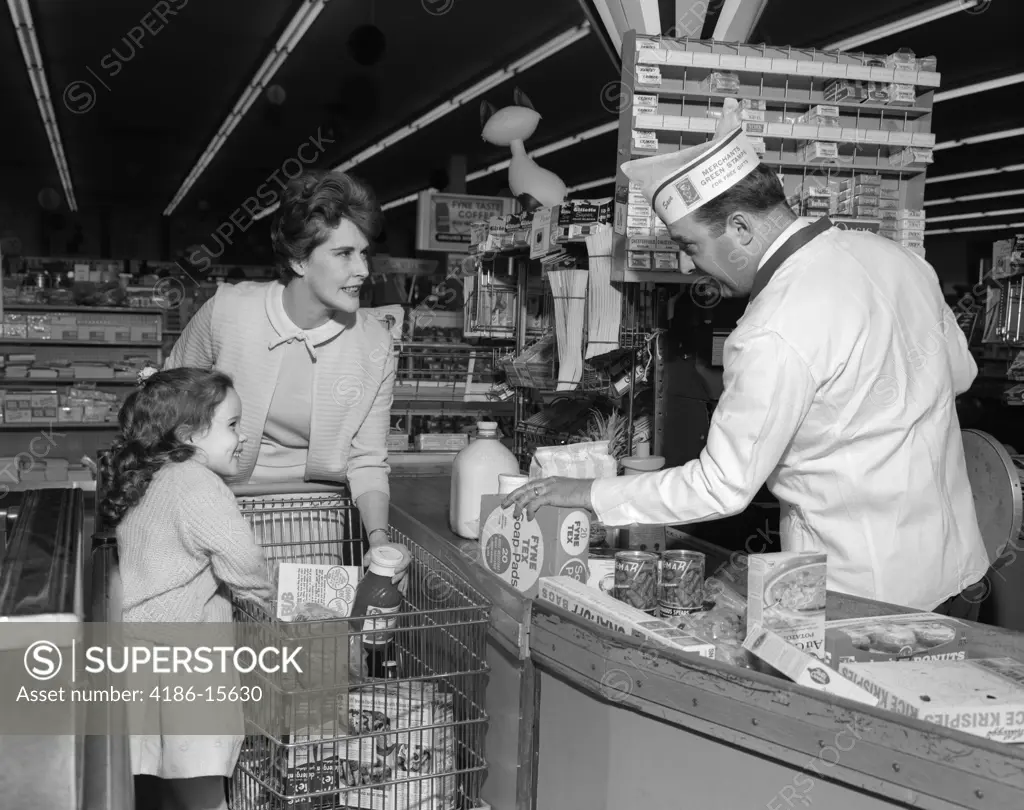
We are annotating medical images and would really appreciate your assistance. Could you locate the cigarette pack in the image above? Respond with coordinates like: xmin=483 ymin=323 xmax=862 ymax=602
xmin=888 ymin=147 xmax=933 ymax=168
xmin=841 ymin=174 xmax=883 ymax=189
xmin=866 ymin=81 xmax=890 ymax=103
xmin=802 ymin=186 xmax=834 ymax=199
xmin=740 ymin=109 xmax=766 ymax=123
xmin=887 ymin=84 xmax=917 ymax=105
xmin=537 ymin=576 xmax=715 ymax=659
xmin=748 ymin=552 xmax=827 ymax=658
xmin=824 ymin=614 xmax=971 ymax=666
xmin=748 ymin=137 xmax=767 ymax=156
xmin=899 ymin=238 xmax=925 ymax=250
xmin=478 ymin=496 xmax=589 ymax=597
xmin=824 ymin=80 xmax=868 ymax=103
xmin=627 ymin=251 xmax=653 ymax=269
xmin=839 ymin=658 xmax=1024 ymax=743
xmin=744 ymin=624 xmax=879 ymax=706
xmin=627 ymin=214 xmax=653 ymax=230
xmin=653 ymin=252 xmax=680 ymax=271
xmin=801 ymin=142 xmax=839 ymax=162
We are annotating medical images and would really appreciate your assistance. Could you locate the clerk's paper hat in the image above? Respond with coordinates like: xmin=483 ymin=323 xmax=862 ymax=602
xmin=622 ymin=98 xmax=761 ymax=227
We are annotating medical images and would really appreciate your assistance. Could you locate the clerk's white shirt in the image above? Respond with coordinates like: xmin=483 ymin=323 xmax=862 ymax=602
xmin=591 ymin=224 xmax=990 ymax=610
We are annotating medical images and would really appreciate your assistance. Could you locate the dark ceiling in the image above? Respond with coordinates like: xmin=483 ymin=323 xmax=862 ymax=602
xmin=1 ymin=0 xmax=1022 ymax=260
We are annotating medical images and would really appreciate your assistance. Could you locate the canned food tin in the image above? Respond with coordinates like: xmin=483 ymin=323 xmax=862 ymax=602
xmin=614 ymin=551 xmax=659 ymax=614
xmin=658 ymin=550 xmax=706 ymax=615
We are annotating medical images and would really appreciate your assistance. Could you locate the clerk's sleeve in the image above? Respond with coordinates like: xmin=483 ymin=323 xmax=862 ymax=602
xmin=591 ymin=329 xmax=817 ymax=526
xmin=943 ymin=305 xmax=977 ymax=395
xmin=165 ymin=294 xmax=217 ymax=370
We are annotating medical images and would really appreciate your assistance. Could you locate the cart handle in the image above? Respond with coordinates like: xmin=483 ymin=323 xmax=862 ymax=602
xmin=229 ymin=480 xmax=351 ymax=498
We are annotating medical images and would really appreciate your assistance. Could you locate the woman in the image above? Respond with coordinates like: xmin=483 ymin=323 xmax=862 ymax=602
xmin=166 ymin=170 xmax=395 ymax=547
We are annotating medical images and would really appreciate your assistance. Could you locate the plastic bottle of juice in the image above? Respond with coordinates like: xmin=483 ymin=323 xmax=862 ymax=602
xmin=352 ymin=544 xmax=410 ymax=679
xmin=449 ymin=421 xmax=520 ymax=539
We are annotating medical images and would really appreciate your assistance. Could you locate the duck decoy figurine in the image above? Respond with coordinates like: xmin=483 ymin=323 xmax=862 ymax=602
xmin=480 ymin=88 xmax=567 ymax=211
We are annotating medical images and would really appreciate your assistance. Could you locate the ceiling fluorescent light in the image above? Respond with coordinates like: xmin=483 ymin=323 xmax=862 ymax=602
xmin=381 ymin=189 xmax=437 ymax=213
xmin=568 ymin=176 xmax=616 ymax=193
xmin=253 ymin=23 xmax=593 ymax=222
xmin=163 ymin=0 xmax=327 ymax=215
xmin=928 ymin=207 xmax=1024 ymax=224
xmin=926 ymin=164 xmax=1024 ymax=185
xmin=934 ymin=127 xmax=1024 ymax=151
xmin=926 ymin=189 xmax=1024 ymax=207
xmin=382 ymin=120 xmax=618 ymax=210
xmin=826 ymin=0 xmax=978 ymax=51
xmin=935 ymin=72 xmax=1024 ymax=103
xmin=7 ymin=0 xmax=78 ymax=211
xmin=466 ymin=120 xmax=618 ymax=182
xmin=926 ymin=221 xmax=1024 ymax=236
xmin=332 ymin=22 xmax=591 ymax=176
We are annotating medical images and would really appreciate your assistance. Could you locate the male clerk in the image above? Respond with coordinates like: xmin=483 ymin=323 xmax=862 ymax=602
xmin=506 ymin=99 xmax=991 ymax=618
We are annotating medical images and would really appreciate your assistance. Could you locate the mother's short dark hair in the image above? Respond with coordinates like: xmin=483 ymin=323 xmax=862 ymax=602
xmin=271 ymin=170 xmax=383 ymax=280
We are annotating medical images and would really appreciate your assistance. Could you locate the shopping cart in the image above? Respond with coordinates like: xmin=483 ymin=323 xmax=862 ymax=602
xmin=228 ymin=482 xmax=491 ymax=810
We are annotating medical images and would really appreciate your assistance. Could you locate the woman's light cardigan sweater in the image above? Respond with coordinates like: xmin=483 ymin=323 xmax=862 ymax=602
xmin=118 ymin=460 xmax=273 ymax=623
xmin=165 ymin=281 xmax=395 ymax=500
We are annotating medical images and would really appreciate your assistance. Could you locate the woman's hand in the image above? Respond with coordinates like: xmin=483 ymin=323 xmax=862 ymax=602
xmin=366 ymin=528 xmax=410 ymax=590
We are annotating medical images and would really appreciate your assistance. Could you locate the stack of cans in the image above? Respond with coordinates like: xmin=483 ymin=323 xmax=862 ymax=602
xmin=612 ymin=549 xmax=706 ymax=616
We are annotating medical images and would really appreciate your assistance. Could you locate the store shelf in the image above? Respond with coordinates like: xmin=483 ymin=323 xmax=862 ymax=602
xmin=0 ymin=340 xmax=163 ymax=347
xmin=0 ymin=378 xmax=137 ymax=385
xmin=627 ymin=146 xmax=927 ymax=176
xmin=635 ymin=42 xmax=940 ymax=89
xmin=2 ymin=304 xmax=165 ymax=314
xmin=1 ymin=422 xmax=119 ymax=430
xmin=611 ymin=268 xmax=698 ymax=284
xmin=4 ymin=480 xmax=96 ymax=493
xmin=640 ymin=80 xmax=933 ymax=118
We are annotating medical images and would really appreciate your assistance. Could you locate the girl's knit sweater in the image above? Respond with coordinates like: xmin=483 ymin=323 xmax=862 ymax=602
xmin=117 ymin=460 xmax=273 ymax=623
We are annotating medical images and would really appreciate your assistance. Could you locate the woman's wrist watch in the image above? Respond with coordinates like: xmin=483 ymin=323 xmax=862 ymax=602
xmin=368 ymin=528 xmax=389 ymax=544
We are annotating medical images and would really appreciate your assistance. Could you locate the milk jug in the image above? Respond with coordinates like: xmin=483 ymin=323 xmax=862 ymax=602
xmin=450 ymin=421 xmax=519 ymax=539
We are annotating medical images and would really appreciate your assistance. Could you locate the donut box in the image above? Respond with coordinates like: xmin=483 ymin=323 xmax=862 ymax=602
xmin=823 ymin=613 xmax=971 ymax=666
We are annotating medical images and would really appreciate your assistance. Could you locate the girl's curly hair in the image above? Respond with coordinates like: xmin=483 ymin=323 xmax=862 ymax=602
xmin=100 ymin=368 xmax=234 ymax=526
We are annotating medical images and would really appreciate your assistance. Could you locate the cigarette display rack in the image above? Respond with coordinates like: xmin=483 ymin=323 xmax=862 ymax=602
xmin=613 ymin=31 xmax=939 ymax=282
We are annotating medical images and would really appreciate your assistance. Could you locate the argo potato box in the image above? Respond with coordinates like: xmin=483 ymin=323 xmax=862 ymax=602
xmin=748 ymin=552 xmax=827 ymax=659
xmin=478 ymin=496 xmax=589 ymax=597
xmin=824 ymin=614 xmax=971 ymax=666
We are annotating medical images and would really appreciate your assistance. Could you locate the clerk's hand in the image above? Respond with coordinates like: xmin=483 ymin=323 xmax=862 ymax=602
xmin=502 ymin=477 xmax=596 ymax=521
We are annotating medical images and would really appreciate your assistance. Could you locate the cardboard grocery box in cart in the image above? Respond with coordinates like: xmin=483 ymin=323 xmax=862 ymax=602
xmin=478 ymin=442 xmax=616 ymax=596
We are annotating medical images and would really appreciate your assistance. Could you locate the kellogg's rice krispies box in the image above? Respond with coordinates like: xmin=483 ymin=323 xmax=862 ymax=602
xmin=747 ymin=552 xmax=826 ymax=659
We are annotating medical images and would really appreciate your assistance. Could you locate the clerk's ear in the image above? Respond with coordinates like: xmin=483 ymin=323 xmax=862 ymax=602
xmin=729 ymin=211 xmax=757 ymax=247
xmin=290 ymin=260 xmax=307 ymax=278
xmin=175 ymin=425 xmax=194 ymax=445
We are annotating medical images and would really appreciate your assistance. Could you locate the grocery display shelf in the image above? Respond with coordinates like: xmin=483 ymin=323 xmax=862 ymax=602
xmin=0 ymin=378 xmax=137 ymax=385
xmin=1 ymin=422 xmax=118 ymax=430
xmin=634 ymin=115 xmax=933 ymax=149
xmin=635 ymin=45 xmax=940 ymax=89
xmin=629 ymin=146 xmax=927 ymax=177
xmin=641 ymin=80 xmax=933 ymax=118
xmin=0 ymin=340 xmax=163 ymax=347
xmin=2 ymin=304 xmax=165 ymax=314
xmin=611 ymin=268 xmax=698 ymax=284
xmin=4 ymin=480 xmax=96 ymax=493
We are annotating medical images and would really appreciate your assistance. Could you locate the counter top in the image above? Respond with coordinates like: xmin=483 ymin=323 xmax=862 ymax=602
xmin=390 ymin=476 xmax=1024 ymax=810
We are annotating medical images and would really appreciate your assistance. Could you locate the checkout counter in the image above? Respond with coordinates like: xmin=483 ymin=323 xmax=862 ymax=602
xmin=5 ymin=470 xmax=1024 ymax=810
xmin=388 ymin=476 xmax=1024 ymax=810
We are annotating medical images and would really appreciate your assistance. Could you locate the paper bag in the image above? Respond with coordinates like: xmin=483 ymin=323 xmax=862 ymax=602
xmin=529 ymin=441 xmax=618 ymax=480
xmin=530 ymin=441 xmax=618 ymax=546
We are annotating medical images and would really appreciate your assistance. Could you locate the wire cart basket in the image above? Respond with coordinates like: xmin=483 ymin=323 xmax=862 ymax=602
xmin=228 ymin=485 xmax=491 ymax=810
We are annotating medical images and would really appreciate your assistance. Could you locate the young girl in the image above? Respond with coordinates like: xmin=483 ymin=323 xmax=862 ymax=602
xmin=101 ymin=367 xmax=273 ymax=810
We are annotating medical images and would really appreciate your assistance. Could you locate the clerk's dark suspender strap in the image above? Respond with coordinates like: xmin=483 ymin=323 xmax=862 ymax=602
xmin=747 ymin=217 xmax=834 ymax=303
